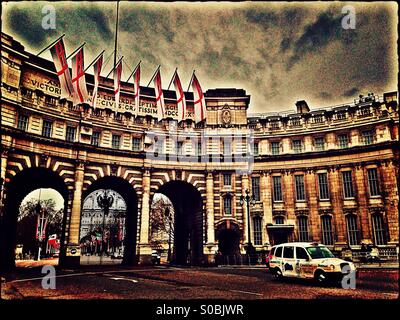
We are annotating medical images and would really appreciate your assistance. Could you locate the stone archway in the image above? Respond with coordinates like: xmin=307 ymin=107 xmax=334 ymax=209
xmin=0 ymin=167 xmax=69 ymax=271
xmin=156 ymin=181 xmax=204 ymax=266
xmin=82 ymin=176 xmax=138 ymax=265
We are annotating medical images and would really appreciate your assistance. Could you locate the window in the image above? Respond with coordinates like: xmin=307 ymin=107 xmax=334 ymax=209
xmin=253 ymin=142 xmax=259 ymax=156
xmin=318 ymin=173 xmax=330 ymax=200
xmin=272 ymin=176 xmax=283 ymax=202
xmin=196 ymin=141 xmax=202 ymax=156
xmin=223 ymin=174 xmax=231 ymax=187
xmin=274 ymin=216 xmax=285 ymax=225
xmin=223 ymin=196 xmax=232 ymax=215
xmin=314 ymin=137 xmax=325 ymax=151
xmin=283 ymin=246 xmax=294 ymax=258
xmin=336 ymin=112 xmax=347 ymax=120
xmin=223 ymin=139 xmax=231 ymax=155
xmin=291 ymin=119 xmax=301 ymax=127
xmin=342 ymin=171 xmax=354 ymax=198
xmin=297 ymin=216 xmax=309 ymax=242
xmin=296 ymin=247 xmax=309 ymax=260
xmin=275 ymin=246 xmax=283 ymax=258
xmin=362 ymin=130 xmax=375 ymax=145
xmin=176 ymin=141 xmax=184 ymax=155
xmin=132 ymin=137 xmax=141 ymax=151
xmin=66 ymin=126 xmax=76 ymax=142
xmin=271 ymin=141 xmax=280 ymax=155
xmin=112 ymin=134 xmax=121 ymax=149
xmin=338 ymin=134 xmax=349 ymax=148
xmin=321 ymin=215 xmax=334 ymax=245
xmin=42 ymin=120 xmax=52 ymax=137
xmin=295 ymin=175 xmax=305 ymax=201
xmin=293 ymin=140 xmax=302 ymax=153
xmin=372 ymin=214 xmax=387 ymax=245
xmin=253 ymin=216 xmax=262 ymax=246
xmin=252 ymin=177 xmax=260 ymax=201
xmin=17 ymin=114 xmax=28 ymax=131
xmin=91 ymin=132 xmax=100 ymax=146
xmin=346 ymin=214 xmax=359 ymax=246
xmin=314 ymin=115 xmax=323 ymax=123
xmin=367 ymin=168 xmax=380 ymax=196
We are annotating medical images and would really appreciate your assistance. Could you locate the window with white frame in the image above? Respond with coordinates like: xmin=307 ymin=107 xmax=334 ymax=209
xmin=292 ymin=139 xmax=302 ymax=153
xmin=338 ymin=134 xmax=349 ymax=148
xmin=223 ymin=195 xmax=232 ymax=215
xmin=112 ymin=134 xmax=121 ymax=149
xmin=362 ymin=130 xmax=375 ymax=145
xmin=132 ymin=137 xmax=141 ymax=151
xmin=271 ymin=141 xmax=280 ymax=155
xmin=272 ymin=176 xmax=283 ymax=202
xmin=91 ymin=132 xmax=100 ymax=146
xmin=367 ymin=168 xmax=380 ymax=196
xmin=42 ymin=120 xmax=52 ymax=137
xmin=66 ymin=126 xmax=76 ymax=142
xmin=314 ymin=137 xmax=325 ymax=151
xmin=295 ymin=175 xmax=306 ymax=201
xmin=318 ymin=173 xmax=330 ymax=200
xmin=342 ymin=171 xmax=354 ymax=198
xmin=223 ymin=173 xmax=231 ymax=187
xmin=17 ymin=114 xmax=29 ymax=131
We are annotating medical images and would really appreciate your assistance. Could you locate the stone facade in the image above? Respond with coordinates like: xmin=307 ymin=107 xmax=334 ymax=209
xmin=0 ymin=33 xmax=399 ymax=269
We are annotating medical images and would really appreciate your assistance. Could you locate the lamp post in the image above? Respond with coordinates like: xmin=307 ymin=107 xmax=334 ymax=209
xmin=164 ymin=206 xmax=172 ymax=263
xmin=97 ymin=190 xmax=114 ymax=258
xmin=239 ymin=189 xmax=255 ymax=261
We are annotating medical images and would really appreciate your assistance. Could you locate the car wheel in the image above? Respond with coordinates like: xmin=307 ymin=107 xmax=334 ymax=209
xmin=273 ymin=268 xmax=283 ymax=280
xmin=314 ymin=270 xmax=328 ymax=285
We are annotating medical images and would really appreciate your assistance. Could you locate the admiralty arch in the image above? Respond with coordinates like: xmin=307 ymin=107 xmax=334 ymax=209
xmin=1 ymin=33 xmax=398 ymax=270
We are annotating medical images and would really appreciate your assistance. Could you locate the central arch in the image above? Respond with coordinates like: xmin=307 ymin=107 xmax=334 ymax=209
xmin=157 ymin=181 xmax=204 ymax=266
xmin=81 ymin=176 xmax=138 ymax=265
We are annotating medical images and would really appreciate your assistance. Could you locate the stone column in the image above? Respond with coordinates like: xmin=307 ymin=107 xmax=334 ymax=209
xmin=241 ymin=174 xmax=250 ymax=246
xmin=305 ymin=170 xmax=319 ymax=242
xmin=283 ymin=171 xmax=295 ymax=241
xmin=354 ymin=165 xmax=371 ymax=241
xmin=139 ymin=169 xmax=152 ymax=264
xmin=261 ymin=173 xmax=271 ymax=245
xmin=65 ymin=160 xmax=84 ymax=266
xmin=204 ymin=172 xmax=217 ymax=263
xmin=329 ymin=168 xmax=346 ymax=245
xmin=0 ymin=149 xmax=9 ymax=216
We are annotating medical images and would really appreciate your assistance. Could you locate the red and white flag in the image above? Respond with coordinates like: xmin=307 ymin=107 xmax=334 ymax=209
xmin=133 ymin=63 xmax=140 ymax=116
xmin=50 ymin=38 xmax=74 ymax=99
xmin=172 ymin=70 xmax=186 ymax=122
xmin=153 ymin=68 xmax=165 ymax=121
xmin=113 ymin=59 xmax=122 ymax=110
xmin=71 ymin=46 xmax=89 ymax=105
xmin=191 ymin=73 xmax=206 ymax=123
xmin=91 ymin=53 xmax=103 ymax=108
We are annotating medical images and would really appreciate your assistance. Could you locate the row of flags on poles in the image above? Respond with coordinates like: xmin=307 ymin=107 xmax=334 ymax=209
xmin=48 ymin=37 xmax=206 ymax=123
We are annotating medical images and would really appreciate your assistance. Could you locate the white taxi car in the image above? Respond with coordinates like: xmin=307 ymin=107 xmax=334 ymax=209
xmin=268 ymin=242 xmax=356 ymax=283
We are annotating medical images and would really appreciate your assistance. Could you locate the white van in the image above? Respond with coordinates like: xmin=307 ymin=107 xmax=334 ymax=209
xmin=268 ymin=242 xmax=356 ymax=283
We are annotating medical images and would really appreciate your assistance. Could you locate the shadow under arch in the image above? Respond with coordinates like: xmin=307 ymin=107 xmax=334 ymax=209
xmin=0 ymin=167 xmax=69 ymax=272
xmin=157 ymin=180 xmax=204 ymax=266
xmin=82 ymin=176 xmax=138 ymax=265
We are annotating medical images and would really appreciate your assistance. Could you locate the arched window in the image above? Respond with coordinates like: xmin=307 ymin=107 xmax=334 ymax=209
xmin=274 ymin=216 xmax=285 ymax=225
xmin=297 ymin=215 xmax=309 ymax=242
xmin=372 ymin=214 xmax=387 ymax=245
xmin=320 ymin=215 xmax=334 ymax=245
xmin=346 ymin=214 xmax=359 ymax=246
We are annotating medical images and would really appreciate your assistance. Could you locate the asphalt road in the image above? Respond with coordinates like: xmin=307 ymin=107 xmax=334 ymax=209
xmin=1 ymin=266 xmax=398 ymax=300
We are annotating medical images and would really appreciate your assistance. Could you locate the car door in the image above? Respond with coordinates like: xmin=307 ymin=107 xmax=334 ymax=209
xmin=296 ymin=247 xmax=313 ymax=279
xmin=282 ymin=246 xmax=296 ymax=277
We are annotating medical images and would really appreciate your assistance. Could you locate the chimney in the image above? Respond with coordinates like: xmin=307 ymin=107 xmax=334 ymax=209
xmin=295 ymin=100 xmax=310 ymax=114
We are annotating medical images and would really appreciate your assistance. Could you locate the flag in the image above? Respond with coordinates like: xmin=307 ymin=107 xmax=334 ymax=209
xmin=113 ymin=59 xmax=122 ymax=110
xmin=49 ymin=38 xmax=74 ymax=99
xmin=133 ymin=63 xmax=140 ymax=116
xmin=191 ymin=73 xmax=206 ymax=123
xmin=153 ymin=68 xmax=165 ymax=121
xmin=91 ymin=53 xmax=103 ymax=108
xmin=71 ymin=46 xmax=89 ymax=105
xmin=172 ymin=70 xmax=186 ymax=122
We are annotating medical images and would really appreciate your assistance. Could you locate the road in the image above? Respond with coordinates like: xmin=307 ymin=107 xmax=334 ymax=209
xmin=1 ymin=265 xmax=398 ymax=300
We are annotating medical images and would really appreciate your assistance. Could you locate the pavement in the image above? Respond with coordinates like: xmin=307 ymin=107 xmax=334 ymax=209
xmin=1 ymin=263 xmax=398 ymax=300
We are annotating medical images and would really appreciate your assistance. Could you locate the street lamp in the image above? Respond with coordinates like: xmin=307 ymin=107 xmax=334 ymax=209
xmin=164 ymin=206 xmax=172 ymax=263
xmin=239 ymin=189 xmax=256 ymax=260
xmin=97 ymin=189 xmax=114 ymax=257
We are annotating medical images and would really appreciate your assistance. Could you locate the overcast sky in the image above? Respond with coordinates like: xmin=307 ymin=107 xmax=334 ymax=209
xmin=2 ymin=1 xmax=398 ymax=113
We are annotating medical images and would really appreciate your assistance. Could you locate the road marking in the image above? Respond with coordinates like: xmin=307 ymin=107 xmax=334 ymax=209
xmin=228 ymin=289 xmax=263 ymax=296
xmin=108 ymin=277 xmax=138 ymax=283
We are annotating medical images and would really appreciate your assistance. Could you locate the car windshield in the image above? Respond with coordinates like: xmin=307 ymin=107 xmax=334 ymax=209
xmin=306 ymin=246 xmax=334 ymax=259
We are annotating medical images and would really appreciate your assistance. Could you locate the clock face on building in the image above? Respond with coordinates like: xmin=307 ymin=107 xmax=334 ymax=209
xmin=221 ymin=109 xmax=232 ymax=124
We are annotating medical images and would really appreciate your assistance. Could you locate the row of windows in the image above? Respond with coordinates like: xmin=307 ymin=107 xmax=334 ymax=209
xmin=286 ymin=214 xmax=388 ymax=246
xmin=17 ymin=115 xmax=378 ymax=154
xmin=252 ymin=130 xmax=376 ymax=156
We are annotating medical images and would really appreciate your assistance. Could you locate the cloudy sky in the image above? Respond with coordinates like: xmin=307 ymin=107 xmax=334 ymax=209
xmin=2 ymin=1 xmax=398 ymax=113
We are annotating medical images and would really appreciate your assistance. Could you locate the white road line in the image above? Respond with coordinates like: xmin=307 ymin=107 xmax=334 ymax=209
xmin=228 ymin=289 xmax=263 ymax=296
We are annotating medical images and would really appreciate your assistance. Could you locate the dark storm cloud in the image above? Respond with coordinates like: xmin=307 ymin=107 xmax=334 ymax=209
xmin=343 ymin=87 xmax=359 ymax=97
xmin=2 ymin=2 xmax=397 ymax=113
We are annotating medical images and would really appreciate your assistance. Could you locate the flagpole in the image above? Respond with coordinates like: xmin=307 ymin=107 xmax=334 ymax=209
xmin=126 ymin=60 xmax=142 ymax=83
xmin=84 ymin=50 xmax=105 ymax=72
xmin=167 ymin=68 xmax=178 ymax=91
xmin=147 ymin=65 xmax=161 ymax=87
xmin=36 ymin=34 xmax=65 ymax=56
xmin=187 ymin=70 xmax=195 ymax=92
xmin=106 ymin=56 xmax=123 ymax=78
xmin=113 ymin=1 xmax=120 ymax=70
xmin=66 ymin=42 xmax=86 ymax=60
